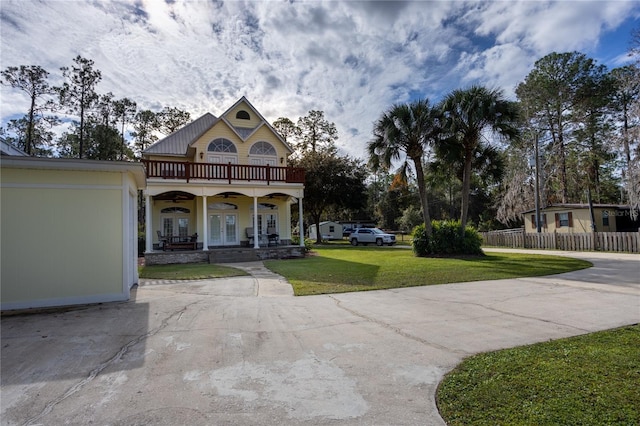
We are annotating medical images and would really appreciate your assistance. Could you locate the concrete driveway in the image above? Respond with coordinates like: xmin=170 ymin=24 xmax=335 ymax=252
xmin=2 ymin=250 xmax=638 ymax=425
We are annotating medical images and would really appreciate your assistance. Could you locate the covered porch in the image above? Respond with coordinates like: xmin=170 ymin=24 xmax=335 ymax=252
xmin=144 ymin=186 xmax=305 ymax=258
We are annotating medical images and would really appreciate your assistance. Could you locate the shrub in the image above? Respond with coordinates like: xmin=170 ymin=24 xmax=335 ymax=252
xmin=412 ymin=220 xmax=483 ymax=256
xmin=462 ymin=225 xmax=483 ymax=255
xmin=292 ymin=235 xmax=313 ymax=253
xmin=412 ymin=223 xmax=430 ymax=256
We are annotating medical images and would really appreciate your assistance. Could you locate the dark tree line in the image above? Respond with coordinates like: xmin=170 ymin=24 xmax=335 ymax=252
xmin=498 ymin=51 xmax=639 ymax=224
xmin=1 ymin=55 xmax=191 ymax=160
xmin=368 ymin=49 xmax=639 ymax=234
xmin=273 ymin=111 xmax=368 ymax=243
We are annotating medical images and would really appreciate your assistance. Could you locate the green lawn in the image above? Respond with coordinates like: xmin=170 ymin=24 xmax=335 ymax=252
xmin=139 ymin=263 xmax=248 ymax=280
xmin=263 ymin=246 xmax=592 ymax=296
xmin=437 ymin=325 xmax=640 ymax=425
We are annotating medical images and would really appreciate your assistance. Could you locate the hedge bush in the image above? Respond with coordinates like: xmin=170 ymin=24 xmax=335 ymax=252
xmin=412 ymin=220 xmax=483 ymax=256
xmin=292 ymin=235 xmax=313 ymax=253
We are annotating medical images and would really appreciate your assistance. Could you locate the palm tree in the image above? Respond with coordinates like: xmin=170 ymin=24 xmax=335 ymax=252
xmin=440 ymin=86 xmax=519 ymax=231
xmin=368 ymin=99 xmax=441 ymax=236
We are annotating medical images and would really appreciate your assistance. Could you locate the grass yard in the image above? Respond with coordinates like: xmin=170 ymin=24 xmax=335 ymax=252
xmin=263 ymin=246 xmax=591 ymax=296
xmin=437 ymin=325 xmax=640 ymax=425
xmin=139 ymin=262 xmax=248 ymax=280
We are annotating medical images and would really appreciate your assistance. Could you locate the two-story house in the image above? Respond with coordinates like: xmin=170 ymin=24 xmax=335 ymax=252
xmin=142 ymin=97 xmax=305 ymax=262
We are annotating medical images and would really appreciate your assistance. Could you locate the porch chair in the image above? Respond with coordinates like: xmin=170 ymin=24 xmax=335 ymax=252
xmin=267 ymin=227 xmax=279 ymax=246
xmin=156 ymin=230 xmax=168 ymax=250
xmin=246 ymin=227 xmax=255 ymax=246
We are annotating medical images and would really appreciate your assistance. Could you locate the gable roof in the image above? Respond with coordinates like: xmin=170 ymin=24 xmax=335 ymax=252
xmin=1 ymin=139 xmax=28 ymax=156
xmin=143 ymin=112 xmax=218 ymax=156
xmin=142 ymin=97 xmax=295 ymax=157
xmin=220 ymin=96 xmax=294 ymax=153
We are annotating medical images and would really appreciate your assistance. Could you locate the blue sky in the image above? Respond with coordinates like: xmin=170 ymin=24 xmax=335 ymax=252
xmin=1 ymin=0 xmax=638 ymax=159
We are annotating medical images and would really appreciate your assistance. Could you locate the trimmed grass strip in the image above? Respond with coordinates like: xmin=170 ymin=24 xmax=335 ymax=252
xmin=264 ymin=247 xmax=591 ymax=296
xmin=437 ymin=325 xmax=640 ymax=425
xmin=139 ymin=263 xmax=248 ymax=280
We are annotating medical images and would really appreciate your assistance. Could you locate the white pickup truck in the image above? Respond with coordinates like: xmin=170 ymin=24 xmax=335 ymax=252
xmin=349 ymin=228 xmax=396 ymax=246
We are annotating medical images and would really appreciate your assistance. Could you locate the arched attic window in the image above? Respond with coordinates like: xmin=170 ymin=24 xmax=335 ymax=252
xmin=236 ymin=110 xmax=250 ymax=120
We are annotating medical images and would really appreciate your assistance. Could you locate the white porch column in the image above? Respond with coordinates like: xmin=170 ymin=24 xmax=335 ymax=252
xmin=298 ymin=197 xmax=304 ymax=247
xmin=145 ymin=194 xmax=152 ymax=253
xmin=253 ymin=196 xmax=260 ymax=249
xmin=201 ymin=195 xmax=208 ymax=251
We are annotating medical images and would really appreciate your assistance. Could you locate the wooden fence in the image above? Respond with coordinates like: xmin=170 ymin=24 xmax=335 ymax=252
xmin=480 ymin=229 xmax=640 ymax=253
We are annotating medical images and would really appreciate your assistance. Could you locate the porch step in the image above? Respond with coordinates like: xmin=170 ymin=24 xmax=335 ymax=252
xmin=209 ymin=246 xmax=305 ymax=264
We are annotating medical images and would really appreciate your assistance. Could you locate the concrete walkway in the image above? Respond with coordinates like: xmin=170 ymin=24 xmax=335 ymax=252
xmin=1 ymin=250 xmax=638 ymax=425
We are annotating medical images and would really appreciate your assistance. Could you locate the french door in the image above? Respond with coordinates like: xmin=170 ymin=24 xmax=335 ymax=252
xmin=209 ymin=213 xmax=238 ymax=246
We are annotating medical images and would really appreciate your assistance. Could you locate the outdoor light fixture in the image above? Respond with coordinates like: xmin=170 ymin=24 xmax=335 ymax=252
xmin=280 ymin=157 xmax=284 ymax=164
xmin=200 ymin=152 xmax=204 ymax=159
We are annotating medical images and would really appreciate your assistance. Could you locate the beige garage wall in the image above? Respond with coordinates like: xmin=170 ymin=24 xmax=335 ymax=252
xmin=1 ymin=169 xmax=126 ymax=309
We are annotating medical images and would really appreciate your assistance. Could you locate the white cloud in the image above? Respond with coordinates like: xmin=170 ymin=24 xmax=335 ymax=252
xmin=1 ymin=0 xmax=637 ymax=160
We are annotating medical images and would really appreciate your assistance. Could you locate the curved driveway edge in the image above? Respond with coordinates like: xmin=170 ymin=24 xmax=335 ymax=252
xmin=1 ymin=250 xmax=638 ymax=425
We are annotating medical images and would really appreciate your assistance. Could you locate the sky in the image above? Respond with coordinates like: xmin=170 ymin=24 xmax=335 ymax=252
xmin=1 ymin=0 xmax=639 ymax=159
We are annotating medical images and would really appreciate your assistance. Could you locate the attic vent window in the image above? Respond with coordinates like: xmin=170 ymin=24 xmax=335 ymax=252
xmin=236 ymin=110 xmax=250 ymax=120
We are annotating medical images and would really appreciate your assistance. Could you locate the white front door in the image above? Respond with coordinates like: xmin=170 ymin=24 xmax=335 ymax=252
xmin=209 ymin=213 xmax=238 ymax=246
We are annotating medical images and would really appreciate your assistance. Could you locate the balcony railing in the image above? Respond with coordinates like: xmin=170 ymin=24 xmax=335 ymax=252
xmin=141 ymin=160 xmax=305 ymax=184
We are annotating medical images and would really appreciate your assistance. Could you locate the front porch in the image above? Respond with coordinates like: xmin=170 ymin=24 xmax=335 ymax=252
xmin=144 ymin=245 xmax=306 ymax=265
xmin=144 ymin=160 xmax=304 ymax=261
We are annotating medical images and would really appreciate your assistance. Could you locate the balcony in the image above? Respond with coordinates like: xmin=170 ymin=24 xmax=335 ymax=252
xmin=141 ymin=160 xmax=305 ymax=184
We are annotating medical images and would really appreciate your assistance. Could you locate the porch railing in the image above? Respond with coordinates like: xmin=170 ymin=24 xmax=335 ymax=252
xmin=141 ymin=160 xmax=305 ymax=184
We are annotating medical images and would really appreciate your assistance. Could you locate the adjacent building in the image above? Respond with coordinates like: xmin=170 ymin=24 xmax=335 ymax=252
xmin=1 ymin=156 xmax=145 ymax=310
xmin=523 ymin=204 xmax=639 ymax=233
xmin=308 ymin=221 xmax=343 ymax=241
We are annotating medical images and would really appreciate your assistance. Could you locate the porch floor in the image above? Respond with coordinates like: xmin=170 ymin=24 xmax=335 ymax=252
xmin=144 ymin=245 xmax=305 ymax=265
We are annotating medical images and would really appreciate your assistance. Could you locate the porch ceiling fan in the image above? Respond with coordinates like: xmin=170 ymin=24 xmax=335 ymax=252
xmin=266 ymin=192 xmax=287 ymax=200
xmin=220 ymin=192 xmax=242 ymax=199
xmin=153 ymin=191 xmax=195 ymax=202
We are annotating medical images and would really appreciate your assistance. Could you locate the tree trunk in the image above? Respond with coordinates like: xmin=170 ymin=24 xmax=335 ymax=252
xmin=557 ymin=117 xmax=568 ymax=203
xmin=79 ymin=102 xmax=85 ymax=159
xmin=460 ymin=150 xmax=473 ymax=232
xmin=412 ymin=157 xmax=432 ymax=236
xmin=314 ymin=221 xmax=322 ymax=244
xmin=310 ymin=210 xmax=323 ymax=244
xmin=27 ymin=93 xmax=36 ymax=155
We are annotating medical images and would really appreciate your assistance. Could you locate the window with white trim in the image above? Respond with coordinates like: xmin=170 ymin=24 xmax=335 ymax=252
xmin=161 ymin=207 xmax=190 ymax=237
xmin=249 ymin=141 xmax=277 ymax=166
xmin=208 ymin=138 xmax=237 ymax=153
xmin=251 ymin=203 xmax=278 ymax=235
xmin=236 ymin=110 xmax=250 ymax=120
xmin=207 ymin=138 xmax=238 ymax=164
xmin=558 ymin=212 xmax=570 ymax=227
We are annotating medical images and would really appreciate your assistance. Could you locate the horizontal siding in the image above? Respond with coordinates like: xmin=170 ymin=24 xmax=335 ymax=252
xmin=191 ymin=122 xmax=287 ymax=165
